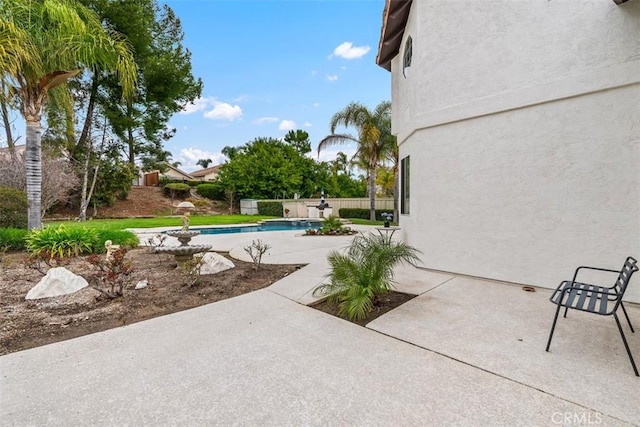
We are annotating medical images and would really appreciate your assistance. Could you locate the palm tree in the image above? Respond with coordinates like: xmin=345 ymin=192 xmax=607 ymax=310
xmin=318 ymin=101 xmax=395 ymax=221
xmin=196 ymin=158 xmax=212 ymax=168
xmin=0 ymin=0 xmax=136 ymax=230
xmin=313 ymin=233 xmax=420 ymax=321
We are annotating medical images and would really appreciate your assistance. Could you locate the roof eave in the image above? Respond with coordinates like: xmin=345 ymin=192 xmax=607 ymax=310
xmin=376 ymin=0 xmax=413 ymax=71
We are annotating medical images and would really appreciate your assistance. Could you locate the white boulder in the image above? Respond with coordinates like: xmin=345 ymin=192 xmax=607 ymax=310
xmin=135 ymin=280 xmax=148 ymax=290
xmin=25 ymin=267 xmax=89 ymax=300
xmin=196 ymin=252 xmax=235 ymax=275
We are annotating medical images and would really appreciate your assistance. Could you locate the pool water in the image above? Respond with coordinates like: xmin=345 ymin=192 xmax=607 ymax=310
xmin=192 ymin=220 xmax=321 ymax=235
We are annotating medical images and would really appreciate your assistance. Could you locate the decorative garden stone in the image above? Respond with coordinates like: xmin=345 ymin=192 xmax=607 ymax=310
xmin=25 ymin=267 xmax=89 ymax=300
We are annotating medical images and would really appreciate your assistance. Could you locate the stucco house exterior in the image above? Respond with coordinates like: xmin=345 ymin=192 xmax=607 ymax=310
xmin=190 ymin=165 xmax=221 ymax=182
xmin=377 ymin=0 xmax=640 ymax=302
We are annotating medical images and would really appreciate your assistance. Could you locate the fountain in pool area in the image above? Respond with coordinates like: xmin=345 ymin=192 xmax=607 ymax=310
xmin=155 ymin=212 xmax=211 ymax=266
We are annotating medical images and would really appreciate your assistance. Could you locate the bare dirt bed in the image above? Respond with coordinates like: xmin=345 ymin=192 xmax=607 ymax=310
xmin=0 ymin=249 xmax=303 ymax=356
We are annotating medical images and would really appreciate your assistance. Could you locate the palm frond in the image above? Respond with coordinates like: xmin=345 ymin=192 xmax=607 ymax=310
xmin=313 ymin=232 xmax=421 ymax=321
xmin=317 ymin=133 xmax=359 ymax=156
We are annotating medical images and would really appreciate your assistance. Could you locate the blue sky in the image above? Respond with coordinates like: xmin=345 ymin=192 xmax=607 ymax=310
xmin=2 ymin=0 xmax=391 ymax=173
xmin=164 ymin=0 xmax=390 ymax=171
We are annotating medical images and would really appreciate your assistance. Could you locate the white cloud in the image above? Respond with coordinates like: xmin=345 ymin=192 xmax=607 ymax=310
xmin=177 ymin=147 xmax=226 ymax=173
xmin=179 ymin=97 xmax=214 ymax=115
xmin=310 ymin=70 xmax=317 ymax=76
xmin=330 ymin=42 xmax=371 ymax=60
xmin=233 ymin=94 xmax=249 ymax=103
xmin=326 ymin=74 xmax=338 ymax=82
xmin=253 ymin=116 xmax=279 ymax=125
xmin=303 ymin=122 xmax=312 ymax=128
xmin=279 ymin=120 xmax=296 ymax=131
xmin=313 ymin=102 xmax=320 ymax=108
xmin=204 ymin=101 xmax=243 ymax=121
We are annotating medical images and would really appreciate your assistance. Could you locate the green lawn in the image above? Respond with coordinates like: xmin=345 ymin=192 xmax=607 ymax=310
xmin=44 ymin=215 xmax=276 ymax=231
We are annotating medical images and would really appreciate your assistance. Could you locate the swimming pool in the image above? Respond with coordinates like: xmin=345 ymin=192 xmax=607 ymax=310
xmin=185 ymin=220 xmax=322 ymax=236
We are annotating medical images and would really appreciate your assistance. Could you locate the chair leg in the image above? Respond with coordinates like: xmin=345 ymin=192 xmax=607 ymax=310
xmin=563 ymin=306 xmax=569 ymax=318
xmin=546 ymin=304 xmax=563 ymax=352
xmin=620 ymin=303 xmax=635 ymax=333
xmin=613 ymin=313 xmax=639 ymax=377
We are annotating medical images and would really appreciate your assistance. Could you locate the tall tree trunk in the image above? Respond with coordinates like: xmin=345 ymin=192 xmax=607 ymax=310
xmin=79 ymin=125 xmax=105 ymax=221
xmin=368 ymin=165 xmax=377 ymax=221
xmin=1 ymin=99 xmax=15 ymax=153
xmin=75 ymin=75 xmax=99 ymax=160
xmin=25 ymin=120 xmax=43 ymax=230
xmin=126 ymin=103 xmax=135 ymax=165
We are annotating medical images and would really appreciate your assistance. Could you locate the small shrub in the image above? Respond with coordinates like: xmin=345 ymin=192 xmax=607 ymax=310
xmin=182 ymin=255 xmax=204 ymax=286
xmin=26 ymin=225 xmax=98 ymax=259
xmin=0 ymin=186 xmax=28 ymax=229
xmin=187 ymin=197 xmax=210 ymax=207
xmin=313 ymin=233 xmax=421 ymax=321
xmin=196 ymin=182 xmax=225 ymax=200
xmin=321 ymin=215 xmax=343 ymax=232
xmin=145 ymin=233 xmax=167 ymax=253
xmin=257 ymin=201 xmax=282 ymax=217
xmin=0 ymin=228 xmax=28 ymax=251
xmin=243 ymin=239 xmax=271 ymax=270
xmin=162 ymin=183 xmax=191 ymax=199
xmin=87 ymin=248 xmax=133 ymax=298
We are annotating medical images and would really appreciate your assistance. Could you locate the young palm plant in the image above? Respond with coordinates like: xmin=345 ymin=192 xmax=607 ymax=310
xmin=314 ymin=233 xmax=420 ymax=321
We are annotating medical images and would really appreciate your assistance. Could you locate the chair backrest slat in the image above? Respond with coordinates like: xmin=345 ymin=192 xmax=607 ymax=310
xmin=614 ymin=257 xmax=638 ymax=295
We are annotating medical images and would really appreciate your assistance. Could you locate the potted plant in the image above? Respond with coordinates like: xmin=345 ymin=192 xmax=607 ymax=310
xmin=381 ymin=212 xmax=393 ymax=228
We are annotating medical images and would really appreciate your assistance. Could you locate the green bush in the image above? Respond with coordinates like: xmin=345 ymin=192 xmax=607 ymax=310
xmin=313 ymin=233 xmax=421 ymax=321
xmin=162 ymin=183 xmax=191 ymax=199
xmin=0 ymin=186 xmax=28 ymax=229
xmin=94 ymin=230 xmax=139 ymax=253
xmin=160 ymin=177 xmax=202 ymax=187
xmin=338 ymin=208 xmax=390 ymax=221
xmin=26 ymin=225 xmax=98 ymax=258
xmin=196 ymin=182 xmax=225 ymax=200
xmin=257 ymin=201 xmax=283 ymax=217
xmin=0 ymin=228 xmax=28 ymax=251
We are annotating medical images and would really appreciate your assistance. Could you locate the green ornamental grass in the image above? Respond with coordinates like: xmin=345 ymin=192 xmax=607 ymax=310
xmin=26 ymin=225 xmax=98 ymax=258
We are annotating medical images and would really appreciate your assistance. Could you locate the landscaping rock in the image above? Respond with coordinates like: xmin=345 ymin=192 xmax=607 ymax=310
xmin=135 ymin=280 xmax=148 ymax=290
xmin=196 ymin=252 xmax=235 ymax=275
xmin=25 ymin=267 xmax=89 ymax=300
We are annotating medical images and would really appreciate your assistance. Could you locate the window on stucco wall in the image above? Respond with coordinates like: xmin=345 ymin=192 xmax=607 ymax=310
xmin=401 ymin=156 xmax=410 ymax=214
xmin=403 ymin=36 xmax=412 ymax=78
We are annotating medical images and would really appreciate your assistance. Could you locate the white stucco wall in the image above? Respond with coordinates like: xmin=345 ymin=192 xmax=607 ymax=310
xmin=392 ymin=0 xmax=640 ymax=302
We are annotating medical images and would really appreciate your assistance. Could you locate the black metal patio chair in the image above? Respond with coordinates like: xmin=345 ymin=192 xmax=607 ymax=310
xmin=545 ymin=256 xmax=639 ymax=376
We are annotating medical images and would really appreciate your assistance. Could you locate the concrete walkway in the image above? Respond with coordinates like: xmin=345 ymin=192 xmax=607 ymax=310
xmin=1 ymin=227 xmax=639 ymax=426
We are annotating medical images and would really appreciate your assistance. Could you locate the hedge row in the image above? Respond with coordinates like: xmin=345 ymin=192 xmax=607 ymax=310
xmin=196 ymin=182 xmax=225 ymax=200
xmin=257 ymin=201 xmax=283 ymax=217
xmin=338 ymin=208 xmax=393 ymax=221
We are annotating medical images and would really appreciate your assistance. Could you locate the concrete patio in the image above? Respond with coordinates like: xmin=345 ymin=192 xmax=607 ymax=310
xmin=1 ymin=227 xmax=638 ymax=426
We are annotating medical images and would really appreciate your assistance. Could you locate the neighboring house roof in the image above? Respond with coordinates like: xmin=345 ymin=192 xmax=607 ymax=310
xmin=157 ymin=162 xmax=194 ymax=180
xmin=376 ymin=0 xmax=413 ymax=71
xmin=190 ymin=165 xmax=221 ymax=178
